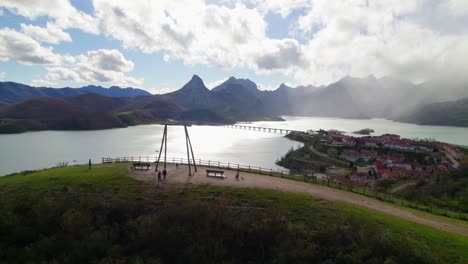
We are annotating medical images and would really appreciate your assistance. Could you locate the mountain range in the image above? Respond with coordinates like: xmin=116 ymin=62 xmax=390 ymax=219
xmin=0 ymin=82 xmax=151 ymax=108
xmin=1 ymin=75 xmax=467 ymax=133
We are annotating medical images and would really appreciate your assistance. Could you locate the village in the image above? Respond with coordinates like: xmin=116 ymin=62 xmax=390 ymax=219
xmin=283 ymin=130 xmax=468 ymax=188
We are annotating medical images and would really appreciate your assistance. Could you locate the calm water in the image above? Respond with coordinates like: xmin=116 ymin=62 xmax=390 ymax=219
xmin=0 ymin=124 xmax=301 ymax=176
xmin=1 ymin=116 xmax=467 ymax=176
xmin=253 ymin=116 xmax=468 ymax=146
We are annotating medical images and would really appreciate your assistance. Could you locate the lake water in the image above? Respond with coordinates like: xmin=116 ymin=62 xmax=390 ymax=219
xmin=1 ymin=116 xmax=467 ymax=176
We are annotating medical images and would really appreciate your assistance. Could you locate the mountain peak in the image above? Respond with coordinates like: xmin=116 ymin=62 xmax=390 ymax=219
xmin=277 ymin=83 xmax=291 ymax=91
xmin=190 ymin=74 xmax=203 ymax=83
xmin=175 ymin=74 xmax=209 ymax=93
xmin=212 ymin=76 xmax=259 ymax=94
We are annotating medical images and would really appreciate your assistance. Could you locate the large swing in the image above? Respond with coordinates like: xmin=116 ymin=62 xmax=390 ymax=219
xmin=155 ymin=124 xmax=197 ymax=176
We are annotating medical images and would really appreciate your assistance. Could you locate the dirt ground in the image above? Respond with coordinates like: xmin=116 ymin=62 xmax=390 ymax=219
xmin=129 ymin=163 xmax=468 ymax=237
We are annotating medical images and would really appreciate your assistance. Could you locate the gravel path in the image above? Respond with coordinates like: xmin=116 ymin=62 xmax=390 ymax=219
xmin=129 ymin=164 xmax=468 ymax=237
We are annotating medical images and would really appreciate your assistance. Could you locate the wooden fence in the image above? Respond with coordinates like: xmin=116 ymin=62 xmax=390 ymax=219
xmin=102 ymin=156 xmax=468 ymax=221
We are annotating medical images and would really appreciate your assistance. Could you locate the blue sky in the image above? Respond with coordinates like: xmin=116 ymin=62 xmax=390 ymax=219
xmin=1 ymin=0 xmax=467 ymax=93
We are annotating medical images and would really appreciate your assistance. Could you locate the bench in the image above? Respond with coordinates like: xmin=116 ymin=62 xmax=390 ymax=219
xmin=132 ymin=162 xmax=151 ymax=170
xmin=206 ymin=169 xmax=225 ymax=178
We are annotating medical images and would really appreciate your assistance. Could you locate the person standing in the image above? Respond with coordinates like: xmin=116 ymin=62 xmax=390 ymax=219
xmin=157 ymin=170 xmax=162 ymax=183
xmin=163 ymin=168 xmax=167 ymax=180
xmin=89 ymin=159 xmax=92 ymax=170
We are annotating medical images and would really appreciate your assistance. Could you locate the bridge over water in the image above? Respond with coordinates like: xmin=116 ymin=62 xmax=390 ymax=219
xmin=221 ymin=124 xmax=303 ymax=134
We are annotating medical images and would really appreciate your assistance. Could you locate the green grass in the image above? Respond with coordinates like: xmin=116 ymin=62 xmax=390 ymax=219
xmin=1 ymin=164 xmax=467 ymax=263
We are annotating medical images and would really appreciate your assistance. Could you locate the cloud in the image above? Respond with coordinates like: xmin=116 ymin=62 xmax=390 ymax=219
xmin=93 ymin=0 xmax=272 ymax=69
xmin=287 ymin=0 xmax=468 ymax=85
xmin=446 ymin=0 xmax=468 ymax=16
xmin=206 ymin=77 xmax=229 ymax=89
xmin=21 ymin=23 xmax=72 ymax=44
xmin=30 ymin=79 xmax=56 ymax=87
xmin=2 ymin=0 xmax=468 ymax=88
xmin=149 ymin=86 xmax=179 ymax=94
xmin=254 ymin=39 xmax=308 ymax=71
xmin=0 ymin=72 xmax=5 ymax=80
xmin=45 ymin=49 xmax=143 ymax=87
xmin=0 ymin=0 xmax=98 ymax=33
xmin=0 ymin=28 xmax=61 ymax=65
xmin=245 ymin=0 xmax=310 ymax=17
xmin=85 ymin=49 xmax=134 ymax=72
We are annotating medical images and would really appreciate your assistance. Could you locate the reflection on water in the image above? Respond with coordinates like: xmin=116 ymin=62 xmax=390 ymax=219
xmin=0 ymin=124 xmax=300 ymax=176
xmin=1 ymin=116 xmax=467 ymax=176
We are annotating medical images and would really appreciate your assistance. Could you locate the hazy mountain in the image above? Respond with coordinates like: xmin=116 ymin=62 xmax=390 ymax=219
xmin=0 ymin=81 xmax=151 ymax=107
xmin=2 ymin=74 xmax=467 ymax=133
xmin=261 ymin=83 xmax=322 ymax=115
xmin=396 ymin=98 xmax=468 ymax=127
xmin=212 ymin=77 xmax=267 ymax=118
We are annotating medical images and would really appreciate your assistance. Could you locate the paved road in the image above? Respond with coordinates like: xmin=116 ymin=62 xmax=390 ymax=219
xmin=130 ymin=164 xmax=468 ymax=237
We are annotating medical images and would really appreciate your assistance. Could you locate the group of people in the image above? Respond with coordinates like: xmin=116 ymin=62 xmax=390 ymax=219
xmin=157 ymin=168 xmax=167 ymax=183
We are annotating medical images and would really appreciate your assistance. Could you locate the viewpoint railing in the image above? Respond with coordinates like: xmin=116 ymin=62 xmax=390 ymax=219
xmin=102 ymin=156 xmax=468 ymax=221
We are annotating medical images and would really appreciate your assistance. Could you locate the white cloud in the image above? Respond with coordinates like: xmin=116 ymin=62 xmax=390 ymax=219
xmin=150 ymin=86 xmax=179 ymax=94
xmin=246 ymin=0 xmax=310 ymax=17
xmin=288 ymin=0 xmax=468 ymax=85
xmin=93 ymin=0 xmax=280 ymax=70
xmin=30 ymin=79 xmax=56 ymax=87
xmin=206 ymin=77 xmax=229 ymax=89
xmin=256 ymin=83 xmax=277 ymax=91
xmin=45 ymin=49 xmax=143 ymax=87
xmin=21 ymin=23 xmax=72 ymax=44
xmin=0 ymin=0 xmax=98 ymax=33
xmin=445 ymin=0 xmax=468 ymax=16
xmin=84 ymin=49 xmax=134 ymax=72
xmin=0 ymin=27 xmax=61 ymax=65
xmin=2 ymin=0 xmax=468 ymax=88
xmin=0 ymin=72 xmax=5 ymax=80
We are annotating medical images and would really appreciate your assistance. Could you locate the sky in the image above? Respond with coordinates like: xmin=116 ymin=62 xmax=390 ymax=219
xmin=0 ymin=0 xmax=468 ymax=94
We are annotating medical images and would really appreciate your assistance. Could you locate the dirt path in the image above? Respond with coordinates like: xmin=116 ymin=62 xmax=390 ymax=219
xmin=129 ymin=164 xmax=468 ymax=237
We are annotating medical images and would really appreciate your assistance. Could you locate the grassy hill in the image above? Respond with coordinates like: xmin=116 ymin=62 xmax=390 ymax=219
xmin=0 ymin=164 xmax=466 ymax=263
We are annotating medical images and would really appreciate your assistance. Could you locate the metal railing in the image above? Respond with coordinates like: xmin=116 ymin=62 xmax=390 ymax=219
xmin=102 ymin=156 xmax=468 ymax=221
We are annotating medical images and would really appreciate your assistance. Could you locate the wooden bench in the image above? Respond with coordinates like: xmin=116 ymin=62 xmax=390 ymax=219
xmin=206 ymin=169 xmax=225 ymax=178
xmin=132 ymin=162 xmax=151 ymax=170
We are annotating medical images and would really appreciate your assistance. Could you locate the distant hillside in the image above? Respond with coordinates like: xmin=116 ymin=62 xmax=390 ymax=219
xmin=0 ymin=97 xmax=126 ymax=133
xmin=0 ymin=93 xmax=230 ymax=133
xmin=0 ymin=81 xmax=151 ymax=107
xmin=2 ymin=75 xmax=468 ymax=133
xmin=396 ymin=98 xmax=468 ymax=127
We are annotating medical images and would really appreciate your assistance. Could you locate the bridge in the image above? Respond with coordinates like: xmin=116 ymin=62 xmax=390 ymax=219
xmin=221 ymin=124 xmax=303 ymax=134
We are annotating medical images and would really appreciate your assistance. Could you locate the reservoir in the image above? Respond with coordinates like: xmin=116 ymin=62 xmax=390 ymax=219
xmin=1 ymin=116 xmax=467 ymax=176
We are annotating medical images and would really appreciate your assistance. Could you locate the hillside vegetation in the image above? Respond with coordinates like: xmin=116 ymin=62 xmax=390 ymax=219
xmin=376 ymin=169 xmax=468 ymax=212
xmin=0 ymin=93 xmax=230 ymax=133
xmin=0 ymin=164 xmax=466 ymax=263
